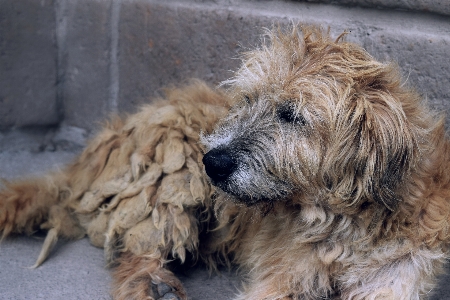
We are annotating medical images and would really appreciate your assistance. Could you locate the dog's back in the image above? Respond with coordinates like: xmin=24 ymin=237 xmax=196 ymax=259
xmin=0 ymin=80 xmax=228 ymax=299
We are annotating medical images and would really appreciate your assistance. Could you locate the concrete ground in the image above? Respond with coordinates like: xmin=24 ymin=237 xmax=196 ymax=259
xmin=1 ymin=129 xmax=450 ymax=300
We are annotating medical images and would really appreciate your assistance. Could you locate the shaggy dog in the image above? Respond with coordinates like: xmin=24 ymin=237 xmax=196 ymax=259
xmin=1 ymin=25 xmax=450 ymax=300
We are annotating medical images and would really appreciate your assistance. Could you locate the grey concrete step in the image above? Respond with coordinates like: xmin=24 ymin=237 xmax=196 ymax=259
xmin=1 ymin=0 xmax=449 ymax=132
xmin=303 ymin=0 xmax=450 ymax=16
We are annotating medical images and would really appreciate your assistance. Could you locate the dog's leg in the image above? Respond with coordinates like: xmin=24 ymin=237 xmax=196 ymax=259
xmin=338 ymin=244 xmax=446 ymax=300
xmin=231 ymin=255 xmax=334 ymax=300
xmin=107 ymin=198 xmax=202 ymax=300
xmin=112 ymin=251 xmax=187 ymax=300
xmin=234 ymin=273 xmax=335 ymax=300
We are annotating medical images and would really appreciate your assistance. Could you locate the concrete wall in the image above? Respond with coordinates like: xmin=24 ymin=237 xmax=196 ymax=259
xmin=1 ymin=0 xmax=449 ymax=133
xmin=302 ymin=0 xmax=450 ymax=16
xmin=0 ymin=0 xmax=59 ymax=128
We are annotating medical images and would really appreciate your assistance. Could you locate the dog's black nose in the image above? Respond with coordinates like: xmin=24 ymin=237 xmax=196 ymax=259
xmin=202 ymin=148 xmax=237 ymax=183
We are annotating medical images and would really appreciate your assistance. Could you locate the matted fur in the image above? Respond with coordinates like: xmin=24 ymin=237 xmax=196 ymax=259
xmin=1 ymin=25 xmax=450 ymax=300
xmin=0 ymin=81 xmax=229 ymax=299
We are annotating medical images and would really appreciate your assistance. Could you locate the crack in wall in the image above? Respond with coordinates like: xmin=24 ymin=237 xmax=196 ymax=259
xmin=54 ymin=0 xmax=68 ymax=123
xmin=109 ymin=0 xmax=121 ymax=114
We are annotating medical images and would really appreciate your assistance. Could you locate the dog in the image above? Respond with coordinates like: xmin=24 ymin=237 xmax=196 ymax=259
xmin=1 ymin=25 xmax=450 ymax=300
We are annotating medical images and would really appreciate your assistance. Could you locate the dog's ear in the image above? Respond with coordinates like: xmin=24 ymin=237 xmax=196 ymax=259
xmin=325 ymin=85 xmax=417 ymax=212
xmin=356 ymin=93 xmax=413 ymax=211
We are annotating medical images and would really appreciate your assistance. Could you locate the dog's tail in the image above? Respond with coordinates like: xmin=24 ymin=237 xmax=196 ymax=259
xmin=0 ymin=174 xmax=66 ymax=239
xmin=0 ymin=168 xmax=89 ymax=267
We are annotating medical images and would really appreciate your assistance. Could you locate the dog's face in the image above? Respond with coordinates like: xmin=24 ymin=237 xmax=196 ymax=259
xmin=202 ymin=26 xmax=420 ymax=212
xmin=202 ymin=92 xmax=313 ymax=205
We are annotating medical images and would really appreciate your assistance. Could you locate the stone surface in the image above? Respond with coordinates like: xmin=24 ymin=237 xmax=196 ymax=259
xmin=299 ymin=0 xmax=450 ymax=16
xmin=0 ymin=0 xmax=59 ymax=128
xmin=117 ymin=1 xmax=262 ymax=112
xmin=59 ymin=0 xmax=113 ymax=131
xmin=0 ymin=236 xmax=112 ymax=300
xmin=0 ymin=0 xmax=448 ymax=131
xmin=117 ymin=0 xmax=449 ymax=124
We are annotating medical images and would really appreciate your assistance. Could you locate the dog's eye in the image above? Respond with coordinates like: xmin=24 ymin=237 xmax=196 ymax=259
xmin=234 ymin=95 xmax=251 ymax=111
xmin=276 ymin=102 xmax=306 ymax=126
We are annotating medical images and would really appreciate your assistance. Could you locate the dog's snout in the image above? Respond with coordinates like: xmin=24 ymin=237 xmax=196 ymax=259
xmin=203 ymin=148 xmax=237 ymax=183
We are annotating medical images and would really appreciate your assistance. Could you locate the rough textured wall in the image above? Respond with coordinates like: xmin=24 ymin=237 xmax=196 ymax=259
xmin=298 ymin=0 xmax=450 ymax=16
xmin=0 ymin=0 xmax=449 ymax=132
xmin=0 ymin=0 xmax=59 ymax=128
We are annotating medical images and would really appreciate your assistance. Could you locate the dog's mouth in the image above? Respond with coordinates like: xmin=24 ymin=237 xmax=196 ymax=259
xmin=202 ymin=148 xmax=291 ymax=206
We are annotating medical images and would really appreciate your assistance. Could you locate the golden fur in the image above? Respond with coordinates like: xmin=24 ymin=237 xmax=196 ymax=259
xmin=1 ymin=26 xmax=450 ymax=299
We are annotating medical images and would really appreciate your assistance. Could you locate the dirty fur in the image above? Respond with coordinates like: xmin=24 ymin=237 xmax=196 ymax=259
xmin=1 ymin=25 xmax=450 ymax=300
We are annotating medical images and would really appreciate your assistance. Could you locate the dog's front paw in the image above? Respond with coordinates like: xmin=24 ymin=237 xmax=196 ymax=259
xmin=112 ymin=270 xmax=187 ymax=300
xmin=112 ymin=252 xmax=187 ymax=300
xmin=152 ymin=282 xmax=181 ymax=300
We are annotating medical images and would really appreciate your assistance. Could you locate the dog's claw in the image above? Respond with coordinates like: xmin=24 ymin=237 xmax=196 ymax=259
xmin=157 ymin=282 xmax=173 ymax=296
xmin=151 ymin=282 xmax=181 ymax=300
xmin=159 ymin=292 xmax=180 ymax=300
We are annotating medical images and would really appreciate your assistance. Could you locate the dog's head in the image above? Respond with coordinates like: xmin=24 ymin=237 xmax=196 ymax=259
xmin=201 ymin=26 xmax=425 ymax=213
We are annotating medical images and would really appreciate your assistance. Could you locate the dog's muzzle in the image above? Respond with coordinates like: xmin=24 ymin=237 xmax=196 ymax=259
xmin=202 ymin=148 xmax=237 ymax=184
